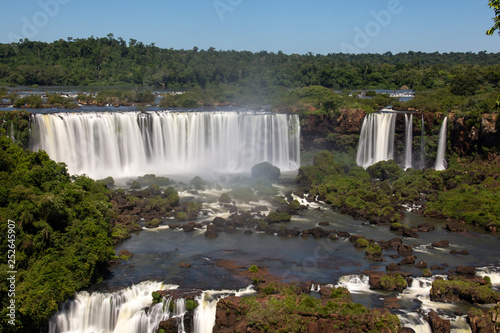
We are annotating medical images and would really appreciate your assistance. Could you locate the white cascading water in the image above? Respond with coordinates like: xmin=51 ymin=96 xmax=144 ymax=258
xmin=434 ymin=117 xmax=448 ymax=171
xmin=420 ymin=115 xmax=426 ymax=169
xmin=30 ymin=111 xmax=301 ymax=179
xmin=356 ymin=112 xmax=397 ymax=168
xmin=404 ymin=114 xmax=413 ymax=170
xmin=48 ymin=281 xmax=174 ymax=333
xmin=49 ymin=283 xmax=256 ymax=333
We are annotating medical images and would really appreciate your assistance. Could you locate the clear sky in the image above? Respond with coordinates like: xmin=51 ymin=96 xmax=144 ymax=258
xmin=1 ymin=0 xmax=499 ymax=55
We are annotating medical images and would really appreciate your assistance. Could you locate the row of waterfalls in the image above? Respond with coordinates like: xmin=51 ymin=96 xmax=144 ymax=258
xmin=356 ymin=111 xmax=448 ymax=170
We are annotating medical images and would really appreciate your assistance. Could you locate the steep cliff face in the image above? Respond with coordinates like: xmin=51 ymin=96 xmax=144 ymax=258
xmin=300 ymin=108 xmax=500 ymax=161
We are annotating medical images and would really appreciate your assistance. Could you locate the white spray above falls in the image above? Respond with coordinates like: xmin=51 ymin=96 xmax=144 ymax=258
xmin=30 ymin=111 xmax=301 ymax=179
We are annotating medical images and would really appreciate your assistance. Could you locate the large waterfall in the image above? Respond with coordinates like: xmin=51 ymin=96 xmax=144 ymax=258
xmin=30 ymin=111 xmax=301 ymax=179
xmin=48 ymin=282 xmax=255 ymax=333
xmin=356 ymin=112 xmax=397 ymax=168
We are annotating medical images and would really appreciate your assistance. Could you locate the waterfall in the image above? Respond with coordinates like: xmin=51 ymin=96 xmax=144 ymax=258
xmin=48 ymin=283 xmax=256 ymax=333
xmin=29 ymin=111 xmax=301 ymax=179
xmin=404 ymin=114 xmax=413 ymax=170
xmin=434 ymin=117 xmax=448 ymax=171
xmin=356 ymin=112 xmax=397 ymax=168
xmin=420 ymin=115 xmax=426 ymax=169
xmin=48 ymin=281 xmax=173 ymax=333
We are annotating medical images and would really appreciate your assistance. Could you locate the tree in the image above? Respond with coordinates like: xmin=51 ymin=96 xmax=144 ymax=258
xmin=486 ymin=0 xmax=500 ymax=36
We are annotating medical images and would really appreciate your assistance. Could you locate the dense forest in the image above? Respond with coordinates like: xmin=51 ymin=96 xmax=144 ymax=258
xmin=1 ymin=35 xmax=500 ymax=91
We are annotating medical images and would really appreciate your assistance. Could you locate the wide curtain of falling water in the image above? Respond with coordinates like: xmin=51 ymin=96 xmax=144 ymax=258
xmin=29 ymin=111 xmax=301 ymax=179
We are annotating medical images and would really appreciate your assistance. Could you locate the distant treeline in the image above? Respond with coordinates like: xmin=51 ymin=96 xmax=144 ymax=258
xmin=1 ymin=35 xmax=500 ymax=90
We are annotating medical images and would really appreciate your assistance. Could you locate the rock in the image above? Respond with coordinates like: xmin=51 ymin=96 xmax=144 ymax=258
xmin=336 ymin=230 xmax=351 ymax=238
xmin=467 ymin=308 xmax=496 ymax=333
xmin=399 ymin=328 xmax=416 ymax=333
xmin=444 ymin=221 xmax=467 ymax=232
xmin=182 ymin=223 xmax=195 ymax=232
xmin=252 ymin=205 xmax=269 ymax=212
xmin=430 ymin=265 xmax=445 ymax=271
xmin=118 ymin=250 xmax=133 ymax=258
xmin=204 ymin=229 xmax=219 ymax=238
xmin=432 ymin=240 xmax=450 ymax=248
xmin=244 ymin=230 xmax=253 ymax=235
xmin=426 ymin=309 xmax=451 ymax=333
xmin=397 ymin=244 xmax=413 ymax=256
xmin=460 ymin=250 xmax=470 ymax=255
xmin=415 ymin=260 xmax=428 ymax=269
xmin=251 ymin=161 xmax=280 ymax=180
xmin=379 ymin=237 xmax=403 ymax=250
xmin=158 ymin=318 xmax=178 ymax=333
xmin=179 ymin=262 xmax=191 ymax=268
xmin=318 ymin=221 xmax=329 ymax=226
xmin=383 ymin=296 xmax=402 ymax=309
xmin=400 ymin=255 xmax=417 ymax=265
xmin=456 ymin=265 xmax=476 ymax=276
xmin=168 ymin=223 xmax=180 ymax=229
xmin=386 ymin=263 xmax=400 ymax=271
xmin=212 ymin=217 xmax=227 ymax=228
xmin=417 ymin=223 xmax=435 ymax=232
xmin=319 ymin=286 xmax=333 ymax=298
xmin=403 ymin=228 xmax=419 ymax=238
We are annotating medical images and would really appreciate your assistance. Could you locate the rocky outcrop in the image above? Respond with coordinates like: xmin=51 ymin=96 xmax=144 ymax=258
xmin=426 ymin=309 xmax=451 ymax=333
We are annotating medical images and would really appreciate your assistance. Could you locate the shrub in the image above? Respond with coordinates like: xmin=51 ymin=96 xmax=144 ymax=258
xmin=266 ymin=211 xmax=292 ymax=223
xmin=249 ymin=265 xmax=259 ymax=273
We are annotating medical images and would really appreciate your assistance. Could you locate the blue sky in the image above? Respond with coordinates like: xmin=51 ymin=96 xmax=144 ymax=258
xmin=1 ymin=0 xmax=499 ymax=54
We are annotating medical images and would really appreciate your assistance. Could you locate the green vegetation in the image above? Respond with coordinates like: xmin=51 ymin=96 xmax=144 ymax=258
xmin=380 ymin=274 xmax=408 ymax=291
xmin=239 ymin=288 xmax=400 ymax=332
xmin=230 ymin=186 xmax=259 ymax=203
xmin=249 ymin=265 xmax=259 ymax=273
xmin=133 ymin=174 xmax=170 ymax=187
xmin=431 ymin=277 xmax=500 ymax=304
xmin=218 ymin=192 xmax=232 ymax=203
xmin=0 ymin=130 xmax=116 ymax=332
xmin=1 ymin=36 xmax=499 ymax=92
xmin=297 ymin=150 xmax=500 ymax=229
xmin=266 ymin=211 xmax=292 ymax=223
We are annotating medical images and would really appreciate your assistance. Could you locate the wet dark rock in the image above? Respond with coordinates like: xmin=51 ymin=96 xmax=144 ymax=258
xmin=158 ymin=318 xmax=178 ymax=333
xmin=399 ymin=328 xmax=416 ymax=333
xmin=430 ymin=265 xmax=445 ymax=270
xmin=223 ymin=204 xmax=238 ymax=213
xmin=336 ymin=230 xmax=351 ymax=238
xmin=182 ymin=223 xmax=195 ymax=232
xmin=460 ymin=250 xmax=470 ymax=255
xmin=417 ymin=223 xmax=435 ymax=232
xmin=397 ymin=244 xmax=413 ymax=256
xmin=432 ymin=240 xmax=450 ymax=248
xmin=379 ymin=237 xmax=403 ymax=250
xmin=402 ymin=228 xmax=419 ymax=238
xmin=204 ymin=228 xmax=219 ymax=238
xmin=444 ymin=221 xmax=467 ymax=232
xmin=426 ymin=309 xmax=451 ymax=333
xmin=179 ymin=262 xmax=191 ymax=268
xmin=304 ymin=227 xmax=330 ymax=239
xmin=386 ymin=263 xmax=400 ymax=271
xmin=251 ymin=205 xmax=269 ymax=212
xmin=467 ymin=308 xmax=496 ymax=333
xmin=456 ymin=265 xmax=476 ymax=276
xmin=168 ymin=224 xmax=180 ymax=229
xmin=318 ymin=221 xmax=329 ymax=226
xmin=400 ymin=255 xmax=417 ymax=265
xmin=244 ymin=230 xmax=253 ymax=235
xmin=118 ymin=249 xmax=133 ymax=258
xmin=415 ymin=260 xmax=428 ymax=269
xmin=383 ymin=296 xmax=402 ymax=309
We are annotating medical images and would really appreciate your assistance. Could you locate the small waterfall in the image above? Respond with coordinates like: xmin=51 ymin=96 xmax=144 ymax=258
xmin=404 ymin=114 xmax=413 ymax=170
xmin=420 ymin=115 xmax=426 ymax=169
xmin=336 ymin=274 xmax=372 ymax=294
xmin=356 ymin=112 xmax=397 ymax=168
xmin=434 ymin=117 xmax=448 ymax=171
xmin=29 ymin=111 xmax=301 ymax=179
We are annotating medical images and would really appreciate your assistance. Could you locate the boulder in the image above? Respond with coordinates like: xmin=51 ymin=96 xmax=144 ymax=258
xmin=397 ymin=244 xmax=413 ymax=256
xmin=158 ymin=318 xmax=178 ymax=333
xmin=426 ymin=309 xmax=451 ymax=333
xmin=432 ymin=240 xmax=450 ymax=248
xmin=456 ymin=266 xmax=476 ymax=276
xmin=415 ymin=260 xmax=428 ymax=269
xmin=402 ymin=228 xmax=419 ymax=238
xmin=179 ymin=262 xmax=191 ymax=268
xmin=400 ymin=255 xmax=417 ymax=265
xmin=386 ymin=263 xmax=400 ymax=271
